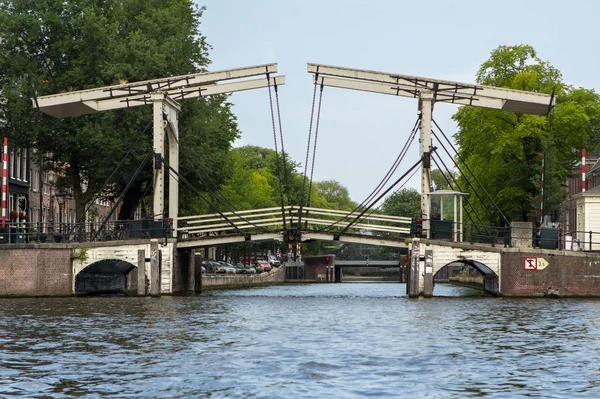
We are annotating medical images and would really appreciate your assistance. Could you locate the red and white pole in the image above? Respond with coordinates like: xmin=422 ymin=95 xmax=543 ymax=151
xmin=2 ymin=137 xmax=7 ymax=228
xmin=582 ymin=149 xmax=587 ymax=193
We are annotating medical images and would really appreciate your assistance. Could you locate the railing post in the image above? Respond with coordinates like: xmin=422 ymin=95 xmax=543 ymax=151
xmin=558 ymin=229 xmax=563 ymax=250
xmin=590 ymin=231 xmax=593 ymax=252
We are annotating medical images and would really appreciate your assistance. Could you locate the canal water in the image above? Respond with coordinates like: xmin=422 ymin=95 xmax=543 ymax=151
xmin=1 ymin=283 xmax=600 ymax=398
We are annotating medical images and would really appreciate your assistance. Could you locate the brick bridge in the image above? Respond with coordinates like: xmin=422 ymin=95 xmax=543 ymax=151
xmin=3 ymin=230 xmax=600 ymax=297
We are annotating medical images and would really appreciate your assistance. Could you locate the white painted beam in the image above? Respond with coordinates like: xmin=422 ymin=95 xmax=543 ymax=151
xmin=34 ymin=64 xmax=281 ymax=117
xmin=309 ymin=63 xmax=554 ymax=115
xmin=39 ymin=76 xmax=285 ymax=117
xmin=176 ymin=232 xmax=282 ymax=248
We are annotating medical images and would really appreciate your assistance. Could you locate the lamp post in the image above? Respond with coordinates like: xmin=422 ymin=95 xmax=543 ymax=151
xmin=56 ymin=194 xmax=65 ymax=242
xmin=47 ymin=170 xmax=56 ymax=239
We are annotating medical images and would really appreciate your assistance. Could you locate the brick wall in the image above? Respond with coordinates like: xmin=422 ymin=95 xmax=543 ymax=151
xmin=501 ymin=250 xmax=600 ymax=296
xmin=0 ymin=248 xmax=72 ymax=296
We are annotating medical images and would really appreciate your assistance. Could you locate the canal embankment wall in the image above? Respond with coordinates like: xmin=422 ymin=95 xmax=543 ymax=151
xmin=0 ymin=246 xmax=72 ymax=297
xmin=201 ymin=264 xmax=285 ymax=289
xmin=500 ymin=248 xmax=600 ymax=297
xmin=2 ymin=243 xmax=600 ymax=297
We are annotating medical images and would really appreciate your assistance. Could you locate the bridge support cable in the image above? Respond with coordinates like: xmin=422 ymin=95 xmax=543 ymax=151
xmin=334 ymin=155 xmax=426 ymax=238
xmin=313 ymin=116 xmax=421 ymax=233
xmin=165 ymin=164 xmax=271 ymax=235
xmin=66 ymin=121 xmax=152 ymax=237
xmin=430 ymin=129 xmax=498 ymax=235
xmin=92 ymin=149 xmax=153 ymax=240
xmin=430 ymin=155 xmax=485 ymax=229
xmin=428 ymin=137 xmax=494 ymax=232
xmin=354 ymin=116 xmax=420 ymax=212
xmin=297 ymin=75 xmax=325 ymax=233
xmin=432 ymin=118 xmax=509 ymax=226
xmin=305 ymin=76 xmax=325 ymax=226
xmin=169 ymin=122 xmax=277 ymax=233
xmin=164 ymin=162 xmax=256 ymax=238
xmin=266 ymin=72 xmax=289 ymax=231
xmin=128 ymin=179 xmax=153 ymax=220
xmin=428 ymin=129 xmax=490 ymax=226
xmin=177 ymin=144 xmax=265 ymax=229
xmin=363 ymin=164 xmax=421 ymax=219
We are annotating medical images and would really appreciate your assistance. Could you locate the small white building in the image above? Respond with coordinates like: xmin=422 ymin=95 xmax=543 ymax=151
xmin=573 ymin=185 xmax=600 ymax=251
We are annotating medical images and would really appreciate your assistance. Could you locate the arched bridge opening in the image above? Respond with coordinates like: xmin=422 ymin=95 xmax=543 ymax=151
xmin=75 ymin=260 xmax=137 ymax=294
xmin=433 ymin=260 xmax=499 ymax=296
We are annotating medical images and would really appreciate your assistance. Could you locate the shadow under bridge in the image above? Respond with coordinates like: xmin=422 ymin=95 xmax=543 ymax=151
xmin=75 ymin=260 xmax=137 ymax=294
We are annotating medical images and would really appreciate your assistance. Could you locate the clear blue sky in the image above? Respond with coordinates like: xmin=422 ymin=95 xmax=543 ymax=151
xmin=194 ymin=0 xmax=600 ymax=203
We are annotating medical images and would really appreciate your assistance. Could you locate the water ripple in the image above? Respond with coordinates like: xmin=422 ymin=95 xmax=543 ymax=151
xmin=1 ymin=284 xmax=600 ymax=397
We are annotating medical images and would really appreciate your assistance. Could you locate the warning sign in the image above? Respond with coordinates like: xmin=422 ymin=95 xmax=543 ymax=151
xmin=524 ymin=257 xmax=537 ymax=270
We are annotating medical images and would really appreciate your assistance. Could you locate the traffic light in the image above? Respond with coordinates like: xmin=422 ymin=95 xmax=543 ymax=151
xmin=163 ymin=218 xmax=173 ymax=237
xmin=413 ymin=217 xmax=423 ymax=238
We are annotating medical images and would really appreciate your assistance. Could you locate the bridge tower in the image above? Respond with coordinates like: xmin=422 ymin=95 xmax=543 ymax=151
xmin=307 ymin=63 xmax=554 ymax=296
xmin=33 ymin=65 xmax=285 ymax=234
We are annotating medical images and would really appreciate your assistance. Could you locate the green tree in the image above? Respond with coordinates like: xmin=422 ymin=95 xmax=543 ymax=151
xmin=229 ymin=145 xmax=302 ymax=209
xmin=380 ymin=188 xmax=421 ymax=218
xmin=453 ymin=44 xmax=600 ymax=224
xmin=431 ymin=169 xmax=453 ymax=191
xmin=0 ymin=0 xmax=239 ymax=220
xmin=313 ymin=180 xmax=356 ymax=210
xmin=219 ymin=149 xmax=277 ymax=211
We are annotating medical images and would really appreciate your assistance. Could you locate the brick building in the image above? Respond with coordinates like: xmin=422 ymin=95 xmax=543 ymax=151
xmin=2 ymin=139 xmax=114 ymax=235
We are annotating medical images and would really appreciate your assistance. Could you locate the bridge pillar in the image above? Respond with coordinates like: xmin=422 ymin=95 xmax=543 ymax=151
xmin=423 ymin=249 xmax=433 ymax=298
xmin=407 ymin=240 xmax=421 ymax=297
xmin=406 ymin=240 xmax=434 ymax=298
xmin=150 ymin=240 xmax=161 ymax=296
xmin=188 ymin=249 xmax=195 ymax=293
xmin=137 ymin=249 xmax=147 ymax=296
xmin=334 ymin=266 xmax=342 ymax=283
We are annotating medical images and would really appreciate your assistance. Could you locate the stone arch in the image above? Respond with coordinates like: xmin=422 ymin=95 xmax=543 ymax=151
xmin=75 ymin=259 xmax=137 ymax=294
xmin=434 ymin=260 xmax=499 ymax=295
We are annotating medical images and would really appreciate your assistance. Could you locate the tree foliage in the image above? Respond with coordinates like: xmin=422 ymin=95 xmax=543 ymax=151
xmin=380 ymin=188 xmax=421 ymax=218
xmin=453 ymin=44 xmax=600 ymax=224
xmin=313 ymin=180 xmax=356 ymax=211
xmin=0 ymin=0 xmax=239 ymax=220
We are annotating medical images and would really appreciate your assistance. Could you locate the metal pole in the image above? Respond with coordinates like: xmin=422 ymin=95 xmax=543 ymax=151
xmin=540 ymin=151 xmax=545 ymax=225
xmin=38 ymin=153 xmax=43 ymax=241
xmin=453 ymin=195 xmax=457 ymax=242
xmin=1 ymin=137 xmax=7 ymax=229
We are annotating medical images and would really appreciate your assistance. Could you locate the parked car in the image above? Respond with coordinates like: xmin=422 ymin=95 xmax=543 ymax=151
xmin=268 ymin=255 xmax=281 ymax=267
xmin=232 ymin=263 xmax=256 ymax=274
xmin=201 ymin=259 xmax=218 ymax=273
xmin=256 ymin=260 xmax=271 ymax=273
xmin=216 ymin=261 xmax=236 ymax=274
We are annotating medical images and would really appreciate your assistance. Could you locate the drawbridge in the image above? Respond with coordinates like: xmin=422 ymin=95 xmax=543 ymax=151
xmin=176 ymin=205 xmax=412 ymax=249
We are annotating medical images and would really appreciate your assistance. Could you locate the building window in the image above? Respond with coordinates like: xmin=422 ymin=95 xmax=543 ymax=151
xmin=16 ymin=149 xmax=21 ymax=180
xmin=43 ymin=172 xmax=50 ymax=195
xmin=9 ymin=150 xmax=15 ymax=179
